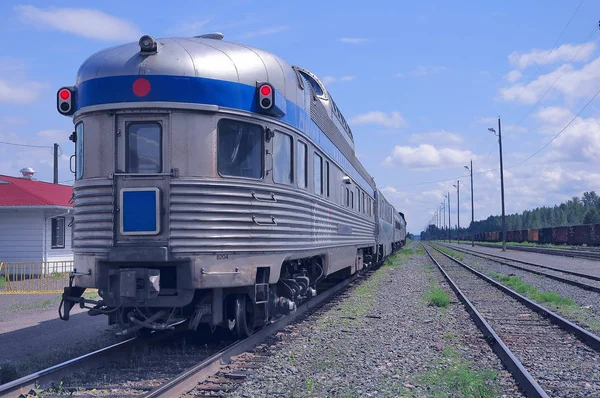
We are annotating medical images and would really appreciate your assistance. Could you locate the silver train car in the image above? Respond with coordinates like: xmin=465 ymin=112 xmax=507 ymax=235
xmin=57 ymin=33 xmax=407 ymax=337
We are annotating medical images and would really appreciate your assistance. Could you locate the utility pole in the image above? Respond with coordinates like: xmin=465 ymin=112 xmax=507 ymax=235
xmin=453 ymin=181 xmax=460 ymax=244
xmin=442 ymin=202 xmax=445 ymax=233
xmin=53 ymin=143 xmax=59 ymax=184
xmin=465 ymin=160 xmax=474 ymax=247
xmin=447 ymin=192 xmax=451 ymax=243
xmin=488 ymin=117 xmax=507 ymax=251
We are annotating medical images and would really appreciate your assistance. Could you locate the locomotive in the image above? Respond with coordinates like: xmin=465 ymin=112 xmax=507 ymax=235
xmin=57 ymin=33 xmax=407 ymax=337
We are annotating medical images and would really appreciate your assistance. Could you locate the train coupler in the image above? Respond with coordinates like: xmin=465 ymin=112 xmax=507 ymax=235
xmin=58 ymin=286 xmax=86 ymax=321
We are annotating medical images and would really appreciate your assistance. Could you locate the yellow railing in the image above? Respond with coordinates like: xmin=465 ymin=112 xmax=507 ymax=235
xmin=0 ymin=260 xmax=74 ymax=294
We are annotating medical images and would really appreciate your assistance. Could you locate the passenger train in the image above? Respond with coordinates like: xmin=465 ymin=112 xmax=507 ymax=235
xmin=57 ymin=33 xmax=407 ymax=337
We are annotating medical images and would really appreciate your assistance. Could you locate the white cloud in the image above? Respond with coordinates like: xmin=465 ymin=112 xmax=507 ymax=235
xmin=241 ymin=26 xmax=289 ymax=38
xmin=321 ymin=75 xmax=355 ymax=85
xmin=383 ymin=144 xmax=472 ymax=169
xmin=339 ymin=38 xmax=370 ymax=44
xmin=535 ymin=106 xmax=573 ymax=127
xmin=509 ymin=42 xmax=596 ymax=69
xmin=503 ymin=124 xmax=527 ymax=134
xmin=393 ymin=73 xmax=405 ymax=78
xmin=0 ymin=79 xmax=45 ymax=104
xmin=350 ymin=111 xmax=407 ymax=128
xmin=505 ymin=70 xmax=522 ymax=83
xmin=15 ymin=5 xmax=141 ymax=41
xmin=500 ymin=55 xmax=600 ymax=104
xmin=408 ymin=131 xmax=463 ymax=144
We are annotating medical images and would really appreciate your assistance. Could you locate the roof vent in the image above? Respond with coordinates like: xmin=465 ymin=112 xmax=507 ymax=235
xmin=195 ymin=32 xmax=224 ymax=40
xmin=20 ymin=167 xmax=35 ymax=179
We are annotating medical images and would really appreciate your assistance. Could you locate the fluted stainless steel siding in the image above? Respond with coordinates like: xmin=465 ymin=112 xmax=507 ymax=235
xmin=72 ymin=179 xmax=114 ymax=251
xmin=170 ymin=179 xmax=375 ymax=253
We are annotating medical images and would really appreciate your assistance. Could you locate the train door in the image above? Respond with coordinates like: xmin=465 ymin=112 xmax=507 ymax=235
xmin=113 ymin=114 xmax=171 ymax=247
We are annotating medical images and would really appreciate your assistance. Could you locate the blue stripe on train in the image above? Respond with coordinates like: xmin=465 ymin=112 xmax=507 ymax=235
xmin=75 ymin=75 xmax=375 ymax=196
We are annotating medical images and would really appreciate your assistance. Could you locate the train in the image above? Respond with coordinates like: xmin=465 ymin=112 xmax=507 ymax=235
xmin=57 ymin=33 xmax=407 ymax=337
xmin=469 ymin=223 xmax=600 ymax=246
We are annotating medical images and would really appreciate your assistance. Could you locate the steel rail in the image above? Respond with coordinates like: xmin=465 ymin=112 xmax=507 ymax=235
xmin=472 ymin=242 xmax=600 ymax=261
xmin=0 ymin=337 xmax=137 ymax=397
xmin=437 ymin=243 xmax=600 ymax=293
xmin=144 ymin=271 xmax=362 ymax=398
xmin=421 ymin=244 xmax=548 ymax=398
xmin=427 ymin=244 xmax=600 ymax=352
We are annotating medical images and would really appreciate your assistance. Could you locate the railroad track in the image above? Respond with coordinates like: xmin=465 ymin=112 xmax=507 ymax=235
xmin=436 ymin=242 xmax=600 ymax=293
xmin=144 ymin=271 xmax=365 ymax=397
xmin=471 ymin=242 xmax=600 ymax=261
xmin=422 ymin=243 xmax=600 ymax=397
xmin=0 ymin=263 xmax=376 ymax=398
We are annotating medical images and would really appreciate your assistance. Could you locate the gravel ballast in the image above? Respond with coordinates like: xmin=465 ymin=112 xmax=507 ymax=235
xmin=441 ymin=243 xmax=600 ymax=332
xmin=447 ymin=243 xmax=600 ymax=278
xmin=429 ymin=246 xmax=600 ymax=397
xmin=226 ymin=244 xmax=524 ymax=397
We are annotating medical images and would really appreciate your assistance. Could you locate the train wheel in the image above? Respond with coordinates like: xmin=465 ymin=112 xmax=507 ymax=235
xmin=233 ymin=294 xmax=255 ymax=338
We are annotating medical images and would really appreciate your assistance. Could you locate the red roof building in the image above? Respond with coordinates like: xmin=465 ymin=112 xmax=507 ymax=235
xmin=0 ymin=171 xmax=74 ymax=264
xmin=0 ymin=175 xmax=72 ymax=207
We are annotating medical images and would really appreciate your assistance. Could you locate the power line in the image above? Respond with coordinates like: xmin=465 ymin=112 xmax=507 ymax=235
xmin=394 ymin=85 xmax=600 ymax=189
xmin=0 ymin=141 xmax=52 ymax=149
xmin=507 ymin=85 xmax=600 ymax=169
xmin=510 ymin=0 xmax=586 ymax=102
xmin=513 ymin=25 xmax=597 ymax=128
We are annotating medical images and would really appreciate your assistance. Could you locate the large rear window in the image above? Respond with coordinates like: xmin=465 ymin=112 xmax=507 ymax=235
xmin=126 ymin=122 xmax=162 ymax=173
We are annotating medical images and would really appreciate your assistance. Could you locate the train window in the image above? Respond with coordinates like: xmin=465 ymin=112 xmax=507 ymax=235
xmin=325 ymin=161 xmax=330 ymax=197
xmin=298 ymin=141 xmax=307 ymax=189
xmin=314 ymin=153 xmax=323 ymax=195
xmin=273 ymin=132 xmax=293 ymax=184
xmin=356 ymin=188 xmax=361 ymax=212
xmin=362 ymin=192 xmax=366 ymax=214
xmin=75 ymin=122 xmax=84 ymax=180
xmin=126 ymin=122 xmax=162 ymax=173
xmin=351 ymin=190 xmax=354 ymax=209
xmin=218 ymin=119 xmax=263 ymax=179
xmin=345 ymin=187 xmax=350 ymax=207
xmin=298 ymin=71 xmax=324 ymax=96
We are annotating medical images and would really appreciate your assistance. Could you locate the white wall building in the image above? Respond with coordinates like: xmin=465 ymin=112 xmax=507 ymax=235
xmin=0 ymin=169 xmax=73 ymax=265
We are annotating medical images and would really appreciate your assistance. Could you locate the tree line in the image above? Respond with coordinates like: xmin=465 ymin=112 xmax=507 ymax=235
xmin=421 ymin=191 xmax=600 ymax=239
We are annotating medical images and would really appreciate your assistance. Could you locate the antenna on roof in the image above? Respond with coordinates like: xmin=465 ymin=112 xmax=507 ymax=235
xmin=194 ymin=32 xmax=224 ymax=40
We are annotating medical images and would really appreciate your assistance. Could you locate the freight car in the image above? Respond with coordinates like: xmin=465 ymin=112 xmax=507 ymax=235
xmin=57 ymin=33 xmax=407 ymax=337
xmin=473 ymin=224 xmax=600 ymax=246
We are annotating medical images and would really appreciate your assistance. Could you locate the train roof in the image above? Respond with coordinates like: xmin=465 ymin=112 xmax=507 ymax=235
xmin=77 ymin=35 xmax=301 ymax=101
xmin=70 ymin=33 xmax=374 ymax=192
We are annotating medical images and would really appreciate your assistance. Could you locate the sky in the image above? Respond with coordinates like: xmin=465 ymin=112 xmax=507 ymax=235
xmin=1 ymin=1 xmax=599 ymax=234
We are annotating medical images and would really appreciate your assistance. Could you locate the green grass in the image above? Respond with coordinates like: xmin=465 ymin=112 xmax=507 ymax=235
xmin=490 ymin=273 xmax=575 ymax=307
xmin=420 ymin=347 xmax=499 ymax=398
xmin=0 ymin=275 xmax=5 ymax=290
xmin=426 ymin=284 xmax=451 ymax=308
xmin=437 ymin=247 xmax=464 ymax=261
xmin=8 ymin=295 xmax=62 ymax=311
xmin=480 ymin=241 xmax=570 ymax=249
xmin=416 ymin=247 xmax=425 ymax=256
